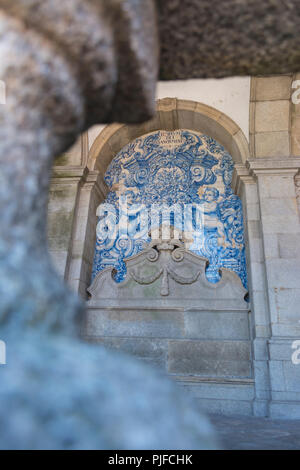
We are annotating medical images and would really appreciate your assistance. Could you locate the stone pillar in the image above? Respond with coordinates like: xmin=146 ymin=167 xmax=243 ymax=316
xmin=233 ymin=165 xmax=272 ymax=417
xmin=249 ymin=158 xmax=300 ymax=418
xmin=48 ymin=164 xmax=108 ymax=298
xmin=249 ymin=75 xmax=292 ymax=159
xmin=48 ymin=167 xmax=86 ymax=279
xmin=66 ymin=170 xmax=108 ymax=299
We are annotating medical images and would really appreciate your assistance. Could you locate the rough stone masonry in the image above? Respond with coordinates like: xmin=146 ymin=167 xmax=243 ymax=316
xmin=157 ymin=0 xmax=300 ymax=79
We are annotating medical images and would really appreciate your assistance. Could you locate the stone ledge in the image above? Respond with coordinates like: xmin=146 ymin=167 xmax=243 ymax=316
xmin=170 ymin=375 xmax=254 ymax=386
xmin=247 ymin=157 xmax=300 ymax=175
xmin=51 ymin=167 xmax=108 ymax=198
xmin=51 ymin=166 xmax=88 ymax=181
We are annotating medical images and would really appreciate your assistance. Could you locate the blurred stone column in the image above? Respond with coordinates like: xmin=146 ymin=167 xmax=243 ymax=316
xmin=233 ymin=164 xmax=272 ymax=417
xmin=0 ymin=0 xmax=158 ymax=332
xmin=249 ymin=159 xmax=300 ymax=418
xmin=47 ymin=167 xmax=89 ymax=280
xmin=66 ymin=169 xmax=108 ymax=299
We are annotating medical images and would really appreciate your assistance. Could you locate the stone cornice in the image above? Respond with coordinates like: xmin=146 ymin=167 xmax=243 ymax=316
xmin=50 ymin=166 xmax=109 ymax=200
xmin=247 ymin=158 xmax=300 ymax=176
xmin=51 ymin=166 xmax=88 ymax=183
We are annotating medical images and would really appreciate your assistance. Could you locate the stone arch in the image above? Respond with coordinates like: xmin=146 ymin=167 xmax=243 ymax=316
xmin=87 ymin=98 xmax=250 ymax=174
xmin=69 ymin=102 xmax=278 ymax=417
xmin=69 ymin=98 xmax=252 ymax=300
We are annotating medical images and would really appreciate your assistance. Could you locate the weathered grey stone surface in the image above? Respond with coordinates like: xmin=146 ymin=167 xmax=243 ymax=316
xmin=210 ymin=413 xmax=300 ymax=450
xmin=85 ymin=308 xmax=250 ymax=341
xmin=248 ymin=162 xmax=300 ymax=418
xmin=0 ymin=329 xmax=217 ymax=450
xmin=185 ymin=311 xmax=250 ymax=340
xmin=0 ymin=0 xmax=158 ymax=334
xmin=0 ymin=0 xmax=158 ymax=125
xmin=168 ymin=340 xmax=252 ymax=377
xmin=0 ymin=0 xmax=217 ymax=450
xmin=157 ymin=0 xmax=300 ymax=79
xmin=2 ymin=0 xmax=300 ymax=448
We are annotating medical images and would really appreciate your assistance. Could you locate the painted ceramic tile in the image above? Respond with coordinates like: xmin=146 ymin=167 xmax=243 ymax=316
xmin=92 ymin=130 xmax=247 ymax=289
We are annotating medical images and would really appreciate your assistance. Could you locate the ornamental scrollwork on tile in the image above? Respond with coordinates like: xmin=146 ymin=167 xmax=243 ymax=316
xmin=92 ymin=130 xmax=248 ymax=288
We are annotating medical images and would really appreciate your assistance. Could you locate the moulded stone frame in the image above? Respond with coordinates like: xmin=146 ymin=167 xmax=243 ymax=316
xmin=87 ymin=98 xmax=250 ymax=173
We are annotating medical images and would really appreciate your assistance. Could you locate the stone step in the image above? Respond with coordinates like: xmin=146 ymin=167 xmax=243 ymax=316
xmin=172 ymin=375 xmax=255 ymax=416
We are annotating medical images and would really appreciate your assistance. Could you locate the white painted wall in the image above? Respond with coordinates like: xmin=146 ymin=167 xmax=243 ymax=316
xmin=156 ymin=77 xmax=250 ymax=141
xmin=88 ymin=124 xmax=105 ymax=152
xmin=88 ymin=77 xmax=251 ymax=150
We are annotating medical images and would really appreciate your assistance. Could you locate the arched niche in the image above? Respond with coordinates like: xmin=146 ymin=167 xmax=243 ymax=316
xmin=68 ymin=99 xmax=254 ymax=302
xmin=87 ymin=98 xmax=250 ymax=175
xmin=68 ymin=100 xmax=276 ymax=417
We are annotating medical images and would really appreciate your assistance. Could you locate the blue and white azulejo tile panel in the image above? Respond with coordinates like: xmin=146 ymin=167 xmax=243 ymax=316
xmin=92 ymin=130 xmax=247 ymax=289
